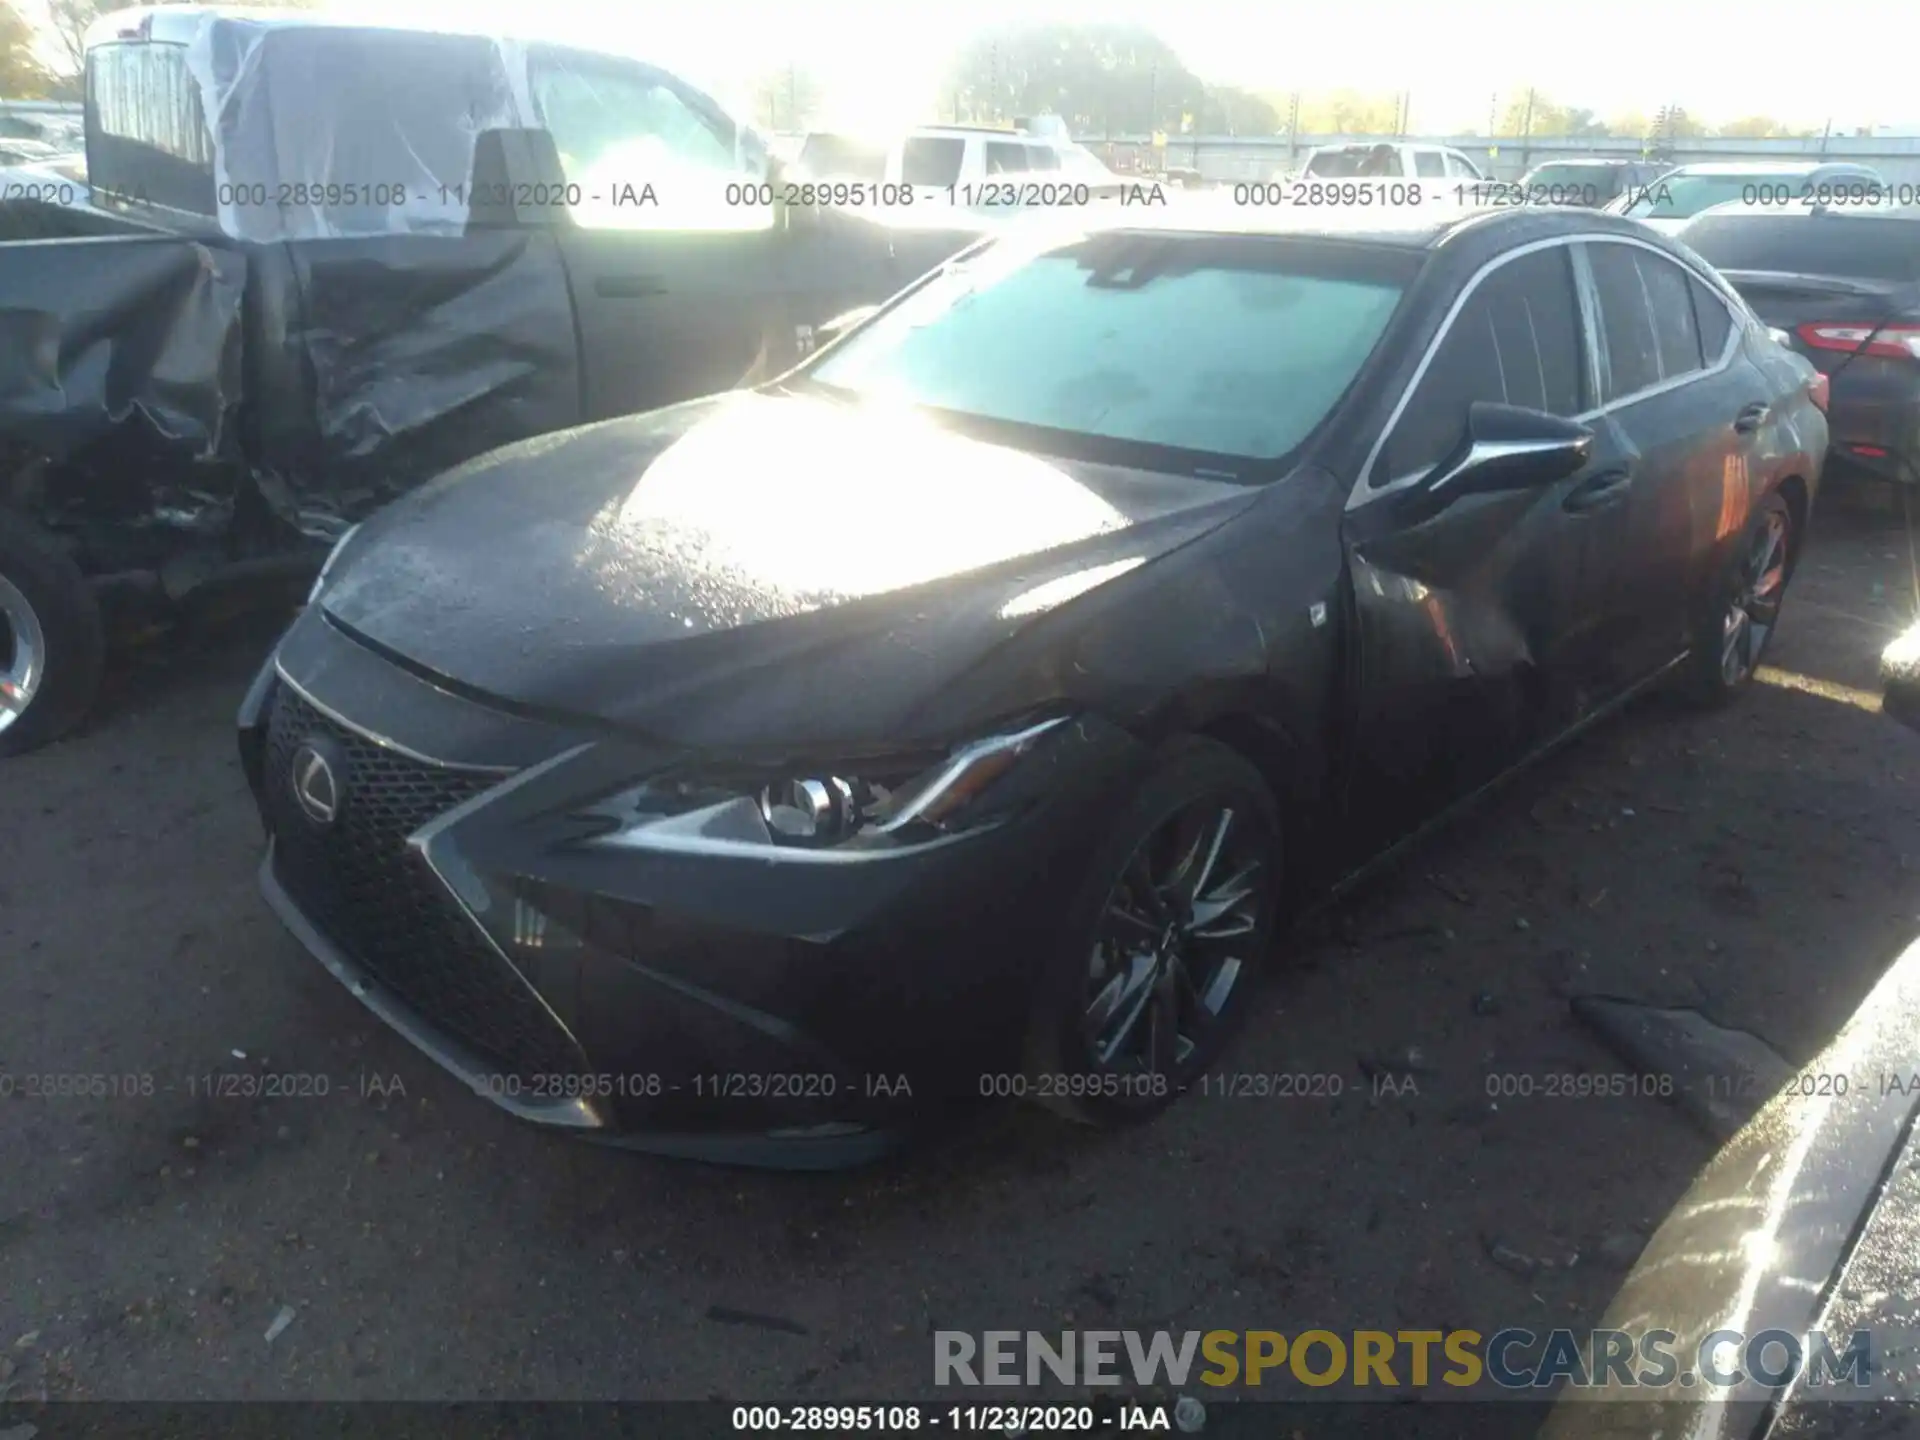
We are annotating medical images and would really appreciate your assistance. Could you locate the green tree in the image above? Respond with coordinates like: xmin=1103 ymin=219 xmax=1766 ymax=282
xmin=2 ymin=0 xmax=52 ymax=98
xmin=1298 ymin=89 xmax=1401 ymax=134
xmin=944 ymin=24 xmax=1205 ymax=136
xmin=1607 ymin=110 xmax=1652 ymax=140
xmin=1206 ymin=85 xmax=1278 ymax=135
xmin=750 ymin=64 xmax=826 ymax=132
xmin=1717 ymin=115 xmax=1790 ymax=138
xmin=46 ymin=0 xmax=321 ymax=80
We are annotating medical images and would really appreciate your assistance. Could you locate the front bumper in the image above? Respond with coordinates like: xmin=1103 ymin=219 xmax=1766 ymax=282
xmin=240 ymin=617 xmax=1144 ymax=1166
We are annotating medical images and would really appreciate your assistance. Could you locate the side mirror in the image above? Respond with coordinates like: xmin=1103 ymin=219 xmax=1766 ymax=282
xmin=1419 ymin=402 xmax=1594 ymax=504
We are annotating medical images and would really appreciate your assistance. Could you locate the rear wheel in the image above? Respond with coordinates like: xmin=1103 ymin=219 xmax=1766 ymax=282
xmin=1024 ymin=737 xmax=1282 ymax=1127
xmin=1681 ymin=491 xmax=1794 ymax=707
xmin=0 ymin=511 xmax=105 ymax=757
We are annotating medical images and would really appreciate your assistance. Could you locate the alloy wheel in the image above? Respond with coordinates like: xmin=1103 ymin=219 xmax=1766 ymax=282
xmin=1720 ymin=507 xmax=1790 ymax=687
xmin=1083 ymin=799 xmax=1267 ymax=1078
xmin=0 ymin=573 xmax=45 ymax=738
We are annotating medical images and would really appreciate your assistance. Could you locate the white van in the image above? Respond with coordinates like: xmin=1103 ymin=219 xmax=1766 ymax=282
xmin=884 ymin=124 xmax=1119 ymax=197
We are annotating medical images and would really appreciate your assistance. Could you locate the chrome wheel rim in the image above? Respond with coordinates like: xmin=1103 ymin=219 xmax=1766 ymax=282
xmin=1721 ymin=509 xmax=1789 ymax=687
xmin=1084 ymin=799 xmax=1267 ymax=1077
xmin=0 ymin=574 xmax=45 ymax=737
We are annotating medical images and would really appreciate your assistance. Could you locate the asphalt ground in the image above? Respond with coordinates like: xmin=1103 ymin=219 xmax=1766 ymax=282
xmin=3 ymin=481 xmax=1918 ymax=1412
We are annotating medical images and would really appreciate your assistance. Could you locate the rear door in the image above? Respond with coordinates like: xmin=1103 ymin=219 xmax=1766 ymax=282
xmin=1573 ymin=238 xmax=1755 ymax=680
xmin=1340 ymin=241 xmax=1630 ymax=853
xmin=526 ymin=46 xmax=801 ymax=421
xmin=1683 ymin=211 xmax=1920 ymax=484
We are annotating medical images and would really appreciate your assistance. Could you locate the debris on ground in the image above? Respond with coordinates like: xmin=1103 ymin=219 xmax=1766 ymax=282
xmin=1571 ymin=996 xmax=1793 ymax=1141
xmin=264 ymin=1306 xmax=295 ymax=1344
xmin=1173 ymin=1394 xmax=1206 ymax=1432
xmin=705 ymin=1305 xmax=809 ymax=1335
xmin=1483 ymin=1236 xmax=1580 ymax=1279
xmin=1594 ymin=1230 xmax=1648 ymax=1272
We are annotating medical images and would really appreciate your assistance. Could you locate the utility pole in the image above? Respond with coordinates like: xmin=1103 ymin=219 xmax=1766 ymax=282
xmin=1149 ymin=64 xmax=1159 ymax=138
xmin=787 ymin=64 xmax=797 ymax=131
xmin=1819 ymin=117 xmax=1832 ymax=155
xmin=1287 ymin=90 xmax=1300 ymax=163
xmin=1520 ymin=88 xmax=1535 ymax=168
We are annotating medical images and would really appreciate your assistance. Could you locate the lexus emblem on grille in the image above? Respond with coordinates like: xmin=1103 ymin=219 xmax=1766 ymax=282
xmin=290 ymin=740 xmax=344 ymax=825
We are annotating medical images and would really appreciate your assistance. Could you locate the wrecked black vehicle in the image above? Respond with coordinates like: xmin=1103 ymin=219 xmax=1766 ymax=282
xmin=240 ymin=206 xmax=1828 ymax=1166
xmin=0 ymin=6 xmax=976 ymax=755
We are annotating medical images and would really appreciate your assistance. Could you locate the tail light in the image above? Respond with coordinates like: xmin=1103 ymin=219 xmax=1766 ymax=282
xmin=1809 ymin=371 xmax=1830 ymax=412
xmin=1796 ymin=323 xmax=1920 ymax=361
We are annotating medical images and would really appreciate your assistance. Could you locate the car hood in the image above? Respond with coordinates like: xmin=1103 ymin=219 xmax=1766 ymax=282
xmin=319 ymin=390 xmax=1256 ymax=749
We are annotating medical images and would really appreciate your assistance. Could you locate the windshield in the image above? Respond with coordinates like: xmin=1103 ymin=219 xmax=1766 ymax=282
xmin=1624 ymin=171 xmax=1804 ymax=219
xmin=1684 ymin=213 xmax=1920 ymax=284
xmin=1522 ymin=162 xmax=1624 ymax=196
xmin=808 ymin=232 xmax=1414 ymax=466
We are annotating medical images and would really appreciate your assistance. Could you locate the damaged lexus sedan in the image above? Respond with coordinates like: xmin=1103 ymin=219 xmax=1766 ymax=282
xmin=238 ymin=204 xmax=1828 ymax=1165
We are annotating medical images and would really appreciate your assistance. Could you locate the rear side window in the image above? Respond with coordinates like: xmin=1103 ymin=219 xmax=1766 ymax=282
xmin=1026 ymin=145 xmax=1060 ymax=171
xmin=1682 ymin=214 xmax=1920 ymax=284
xmin=902 ymin=136 xmax=965 ymax=186
xmin=1638 ymin=251 xmax=1706 ymax=377
xmin=1375 ymin=245 xmax=1587 ymax=483
xmin=1413 ymin=151 xmax=1446 ymax=178
xmin=86 ymin=42 xmax=216 ymax=213
xmin=1587 ymin=243 xmax=1665 ymax=399
xmin=1444 ymin=153 xmax=1479 ymax=179
xmin=985 ymin=141 xmax=1026 ymax=175
xmin=1689 ymin=277 xmax=1735 ymax=359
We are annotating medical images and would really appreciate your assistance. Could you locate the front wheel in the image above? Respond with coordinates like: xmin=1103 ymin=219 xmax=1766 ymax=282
xmin=1024 ymin=736 xmax=1282 ymax=1127
xmin=0 ymin=511 xmax=105 ymax=757
xmin=1680 ymin=491 xmax=1795 ymax=707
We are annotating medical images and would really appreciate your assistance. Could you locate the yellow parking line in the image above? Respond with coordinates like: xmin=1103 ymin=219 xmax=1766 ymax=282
xmin=1753 ymin=665 xmax=1883 ymax=712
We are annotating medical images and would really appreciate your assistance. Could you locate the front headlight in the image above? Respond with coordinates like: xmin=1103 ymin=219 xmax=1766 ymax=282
xmin=588 ymin=716 xmax=1068 ymax=858
xmin=307 ymin=523 xmax=361 ymax=604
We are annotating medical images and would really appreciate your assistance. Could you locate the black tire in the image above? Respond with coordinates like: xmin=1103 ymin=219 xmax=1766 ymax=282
xmin=1023 ymin=735 xmax=1283 ymax=1127
xmin=0 ymin=510 xmax=105 ymax=757
xmin=1679 ymin=491 xmax=1795 ymax=708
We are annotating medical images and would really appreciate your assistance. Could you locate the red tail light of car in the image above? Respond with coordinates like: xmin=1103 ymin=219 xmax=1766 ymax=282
xmin=1796 ymin=323 xmax=1920 ymax=362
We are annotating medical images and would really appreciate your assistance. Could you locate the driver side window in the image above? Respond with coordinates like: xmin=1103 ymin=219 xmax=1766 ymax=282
xmin=1373 ymin=245 xmax=1588 ymax=486
xmin=527 ymin=48 xmax=765 ymax=229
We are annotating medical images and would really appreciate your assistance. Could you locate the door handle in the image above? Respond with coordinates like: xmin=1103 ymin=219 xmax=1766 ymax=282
xmin=594 ymin=275 xmax=669 ymax=298
xmin=1562 ymin=467 xmax=1634 ymax=514
xmin=1734 ymin=401 xmax=1770 ymax=433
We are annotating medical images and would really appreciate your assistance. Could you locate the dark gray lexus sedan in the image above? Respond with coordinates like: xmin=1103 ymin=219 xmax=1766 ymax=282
xmin=238 ymin=202 xmax=1829 ymax=1165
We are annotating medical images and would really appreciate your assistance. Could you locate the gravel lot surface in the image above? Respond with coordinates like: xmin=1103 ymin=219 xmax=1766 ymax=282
xmin=4 ymin=485 xmax=1918 ymax=1412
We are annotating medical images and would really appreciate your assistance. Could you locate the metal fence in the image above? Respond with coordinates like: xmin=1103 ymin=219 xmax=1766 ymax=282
xmin=1097 ymin=132 xmax=1920 ymax=185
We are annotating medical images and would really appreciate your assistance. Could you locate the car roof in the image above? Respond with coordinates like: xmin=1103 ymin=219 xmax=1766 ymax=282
xmin=1666 ymin=160 xmax=1861 ymax=176
xmin=1527 ymin=157 xmax=1643 ymax=167
xmin=89 ymin=4 xmax=636 ymax=49
xmin=905 ymin=126 xmax=1042 ymax=140
xmin=1690 ymin=198 xmax=1920 ymax=223
xmin=1040 ymin=196 xmax=1644 ymax=250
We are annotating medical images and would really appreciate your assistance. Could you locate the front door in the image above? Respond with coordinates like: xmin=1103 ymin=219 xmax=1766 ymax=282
xmin=524 ymin=47 xmax=802 ymax=421
xmin=1339 ymin=241 xmax=1632 ymax=856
